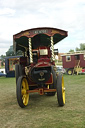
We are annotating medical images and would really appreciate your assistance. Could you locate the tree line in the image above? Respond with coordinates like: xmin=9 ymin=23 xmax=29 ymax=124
xmin=69 ymin=43 xmax=85 ymax=52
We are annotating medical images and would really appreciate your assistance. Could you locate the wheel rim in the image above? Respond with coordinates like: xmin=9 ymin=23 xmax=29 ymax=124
xmin=21 ymin=78 xmax=29 ymax=106
xmin=68 ymin=70 xmax=72 ymax=75
xmin=62 ymin=76 xmax=65 ymax=104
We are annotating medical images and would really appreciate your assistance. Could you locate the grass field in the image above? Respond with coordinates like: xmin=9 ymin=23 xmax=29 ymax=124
xmin=0 ymin=75 xmax=85 ymax=128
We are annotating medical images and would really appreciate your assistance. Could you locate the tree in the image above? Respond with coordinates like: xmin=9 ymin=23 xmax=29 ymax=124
xmin=0 ymin=55 xmax=6 ymax=67
xmin=6 ymin=45 xmax=23 ymax=56
xmin=69 ymin=49 xmax=74 ymax=52
xmin=75 ymin=47 xmax=80 ymax=51
xmin=6 ymin=45 xmax=15 ymax=56
xmin=76 ymin=43 xmax=85 ymax=51
xmin=80 ymin=43 xmax=85 ymax=50
xmin=1 ymin=55 xmax=6 ymax=59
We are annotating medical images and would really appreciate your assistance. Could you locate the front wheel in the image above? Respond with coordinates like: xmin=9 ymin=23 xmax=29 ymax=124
xmin=56 ymin=74 xmax=65 ymax=106
xmin=15 ymin=64 xmax=24 ymax=84
xmin=16 ymin=76 xmax=29 ymax=108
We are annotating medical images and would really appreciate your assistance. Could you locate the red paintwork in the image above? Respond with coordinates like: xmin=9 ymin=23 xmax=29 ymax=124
xmin=32 ymin=46 xmax=53 ymax=67
xmin=62 ymin=55 xmax=75 ymax=68
xmin=34 ymin=61 xmax=51 ymax=68
xmin=62 ymin=54 xmax=85 ymax=69
xmin=80 ymin=54 xmax=85 ymax=67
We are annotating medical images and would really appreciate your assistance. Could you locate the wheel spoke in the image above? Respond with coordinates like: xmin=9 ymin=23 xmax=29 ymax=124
xmin=62 ymin=76 xmax=65 ymax=104
xmin=22 ymin=95 xmax=26 ymax=104
xmin=22 ymin=81 xmax=25 ymax=89
xmin=22 ymin=94 xmax=29 ymax=106
xmin=21 ymin=78 xmax=29 ymax=106
xmin=22 ymin=88 xmax=26 ymax=95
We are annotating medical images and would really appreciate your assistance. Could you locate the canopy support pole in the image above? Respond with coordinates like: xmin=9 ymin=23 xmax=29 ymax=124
xmin=28 ymin=38 xmax=33 ymax=63
xmin=51 ymin=36 xmax=55 ymax=61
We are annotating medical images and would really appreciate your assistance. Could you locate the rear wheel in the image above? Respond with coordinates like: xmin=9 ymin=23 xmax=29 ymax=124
xmin=45 ymin=66 xmax=56 ymax=96
xmin=16 ymin=76 xmax=29 ymax=108
xmin=56 ymin=74 xmax=65 ymax=106
xmin=67 ymin=69 xmax=73 ymax=75
xmin=45 ymin=84 xmax=56 ymax=96
xmin=45 ymin=92 xmax=56 ymax=96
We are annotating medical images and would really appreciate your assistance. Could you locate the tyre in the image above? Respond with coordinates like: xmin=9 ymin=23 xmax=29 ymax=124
xmin=16 ymin=76 xmax=29 ymax=108
xmin=15 ymin=64 xmax=20 ymax=84
xmin=67 ymin=69 xmax=73 ymax=75
xmin=45 ymin=92 xmax=56 ymax=96
xmin=15 ymin=64 xmax=24 ymax=84
xmin=45 ymin=85 xmax=56 ymax=96
xmin=56 ymin=73 xmax=65 ymax=106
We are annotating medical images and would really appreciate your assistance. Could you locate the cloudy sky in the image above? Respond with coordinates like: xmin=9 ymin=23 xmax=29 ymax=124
xmin=0 ymin=0 xmax=85 ymax=55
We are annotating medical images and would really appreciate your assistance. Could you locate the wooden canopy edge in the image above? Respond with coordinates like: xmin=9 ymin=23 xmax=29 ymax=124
xmin=13 ymin=27 xmax=68 ymax=40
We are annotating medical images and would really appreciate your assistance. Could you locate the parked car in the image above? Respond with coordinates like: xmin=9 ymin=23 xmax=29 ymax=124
xmin=56 ymin=66 xmax=66 ymax=74
xmin=0 ymin=72 xmax=6 ymax=77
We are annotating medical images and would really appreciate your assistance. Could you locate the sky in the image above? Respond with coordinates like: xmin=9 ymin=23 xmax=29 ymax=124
xmin=0 ymin=0 xmax=85 ymax=56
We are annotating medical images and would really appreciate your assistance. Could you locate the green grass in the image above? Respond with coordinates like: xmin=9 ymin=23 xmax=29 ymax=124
xmin=0 ymin=75 xmax=85 ymax=128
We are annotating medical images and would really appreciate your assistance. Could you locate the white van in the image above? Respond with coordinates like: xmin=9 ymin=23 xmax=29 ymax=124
xmin=56 ymin=65 xmax=66 ymax=74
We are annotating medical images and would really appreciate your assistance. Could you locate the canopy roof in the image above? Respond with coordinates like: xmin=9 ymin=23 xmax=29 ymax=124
xmin=13 ymin=27 xmax=68 ymax=52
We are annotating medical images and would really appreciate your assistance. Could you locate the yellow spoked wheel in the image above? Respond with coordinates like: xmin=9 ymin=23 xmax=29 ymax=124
xmin=17 ymin=76 xmax=29 ymax=108
xmin=62 ymin=76 xmax=65 ymax=105
xmin=56 ymin=73 xmax=65 ymax=106
xmin=67 ymin=69 xmax=73 ymax=75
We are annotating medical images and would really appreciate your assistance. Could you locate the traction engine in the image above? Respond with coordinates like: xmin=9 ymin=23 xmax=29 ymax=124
xmin=13 ymin=27 xmax=68 ymax=108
